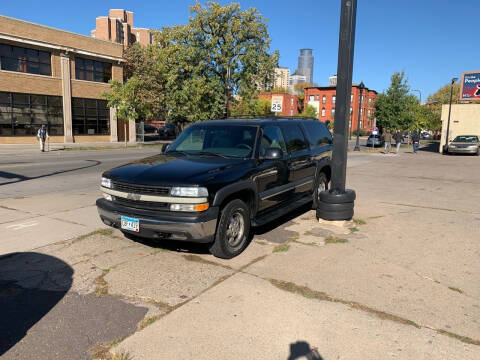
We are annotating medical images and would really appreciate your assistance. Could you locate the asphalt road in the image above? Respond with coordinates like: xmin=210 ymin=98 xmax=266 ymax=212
xmin=0 ymin=148 xmax=163 ymax=199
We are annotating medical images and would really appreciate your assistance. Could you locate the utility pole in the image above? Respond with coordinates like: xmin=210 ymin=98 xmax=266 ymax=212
xmin=317 ymin=0 xmax=357 ymax=221
xmin=354 ymin=81 xmax=364 ymax=151
xmin=443 ymin=77 xmax=458 ymax=154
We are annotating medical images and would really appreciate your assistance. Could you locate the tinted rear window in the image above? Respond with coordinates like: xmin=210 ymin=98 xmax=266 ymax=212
xmin=280 ymin=123 xmax=309 ymax=153
xmin=302 ymin=121 xmax=332 ymax=148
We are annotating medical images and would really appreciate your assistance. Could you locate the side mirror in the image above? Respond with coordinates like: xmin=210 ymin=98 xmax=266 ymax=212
xmin=161 ymin=143 xmax=170 ymax=153
xmin=264 ymin=147 xmax=284 ymax=160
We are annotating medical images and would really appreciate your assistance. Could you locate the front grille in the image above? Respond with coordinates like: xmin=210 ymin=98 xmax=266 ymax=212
xmin=114 ymin=197 xmax=169 ymax=211
xmin=112 ymin=181 xmax=170 ymax=196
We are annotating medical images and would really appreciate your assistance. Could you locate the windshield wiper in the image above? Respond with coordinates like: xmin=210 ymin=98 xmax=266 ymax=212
xmin=194 ymin=151 xmax=228 ymax=158
xmin=165 ymin=150 xmax=188 ymax=156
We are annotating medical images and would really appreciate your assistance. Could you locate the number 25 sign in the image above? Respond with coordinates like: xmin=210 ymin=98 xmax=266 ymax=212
xmin=271 ymin=96 xmax=283 ymax=113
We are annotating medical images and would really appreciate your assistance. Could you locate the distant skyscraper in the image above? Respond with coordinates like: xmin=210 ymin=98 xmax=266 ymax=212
xmin=297 ymin=49 xmax=314 ymax=85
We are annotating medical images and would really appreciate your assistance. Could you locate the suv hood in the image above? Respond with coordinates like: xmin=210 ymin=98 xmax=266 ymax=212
xmin=105 ymin=154 xmax=249 ymax=186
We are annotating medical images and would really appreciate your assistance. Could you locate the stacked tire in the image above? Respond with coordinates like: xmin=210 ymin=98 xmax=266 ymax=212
xmin=316 ymin=189 xmax=356 ymax=221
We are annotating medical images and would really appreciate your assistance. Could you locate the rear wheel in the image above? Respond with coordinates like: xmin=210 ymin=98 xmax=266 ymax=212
xmin=209 ymin=199 xmax=250 ymax=259
xmin=312 ymin=172 xmax=329 ymax=209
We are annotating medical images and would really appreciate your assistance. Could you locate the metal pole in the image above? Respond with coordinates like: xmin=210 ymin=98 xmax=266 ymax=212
xmin=316 ymin=0 xmax=357 ymax=221
xmin=412 ymin=89 xmax=421 ymax=104
xmin=330 ymin=0 xmax=357 ymax=193
xmin=354 ymin=82 xmax=364 ymax=151
xmin=443 ymin=78 xmax=457 ymax=153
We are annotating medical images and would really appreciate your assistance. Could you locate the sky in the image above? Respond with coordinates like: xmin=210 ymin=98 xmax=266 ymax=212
xmin=1 ymin=0 xmax=478 ymax=100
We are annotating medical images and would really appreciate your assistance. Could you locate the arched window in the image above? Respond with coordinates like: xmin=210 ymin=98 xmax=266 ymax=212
xmin=321 ymin=108 xmax=326 ymax=117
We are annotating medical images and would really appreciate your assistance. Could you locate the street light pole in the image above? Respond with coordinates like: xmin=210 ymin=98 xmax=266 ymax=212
xmin=354 ymin=81 xmax=364 ymax=151
xmin=412 ymin=89 xmax=421 ymax=104
xmin=316 ymin=0 xmax=357 ymax=221
xmin=443 ymin=77 xmax=458 ymax=154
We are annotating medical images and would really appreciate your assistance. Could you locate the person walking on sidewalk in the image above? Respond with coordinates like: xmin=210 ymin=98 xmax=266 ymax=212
xmin=383 ymin=129 xmax=392 ymax=154
xmin=393 ymin=130 xmax=403 ymax=154
xmin=37 ymin=124 xmax=49 ymax=152
xmin=411 ymin=131 xmax=420 ymax=153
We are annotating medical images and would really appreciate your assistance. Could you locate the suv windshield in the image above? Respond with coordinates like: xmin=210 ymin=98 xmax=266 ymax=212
xmin=168 ymin=124 xmax=257 ymax=158
xmin=453 ymin=135 xmax=478 ymax=143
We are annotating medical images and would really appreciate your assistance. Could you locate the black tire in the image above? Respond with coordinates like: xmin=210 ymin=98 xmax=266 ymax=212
xmin=319 ymin=189 xmax=356 ymax=204
xmin=312 ymin=172 xmax=329 ymax=209
xmin=317 ymin=208 xmax=354 ymax=221
xmin=317 ymin=201 xmax=354 ymax=212
xmin=209 ymin=199 xmax=250 ymax=259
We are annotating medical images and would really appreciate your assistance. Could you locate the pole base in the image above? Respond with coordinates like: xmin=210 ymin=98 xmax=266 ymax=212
xmin=353 ymin=146 xmax=360 ymax=151
xmin=316 ymin=189 xmax=356 ymax=221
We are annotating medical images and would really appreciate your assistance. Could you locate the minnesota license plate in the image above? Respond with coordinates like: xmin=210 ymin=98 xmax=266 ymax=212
xmin=121 ymin=216 xmax=139 ymax=232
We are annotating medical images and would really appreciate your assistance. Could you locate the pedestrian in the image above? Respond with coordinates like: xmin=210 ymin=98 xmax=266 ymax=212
xmin=37 ymin=124 xmax=49 ymax=152
xmin=411 ymin=131 xmax=420 ymax=153
xmin=393 ymin=130 xmax=403 ymax=154
xmin=383 ymin=129 xmax=392 ymax=154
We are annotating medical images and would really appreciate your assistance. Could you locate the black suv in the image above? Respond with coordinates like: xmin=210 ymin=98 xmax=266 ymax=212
xmin=96 ymin=118 xmax=332 ymax=258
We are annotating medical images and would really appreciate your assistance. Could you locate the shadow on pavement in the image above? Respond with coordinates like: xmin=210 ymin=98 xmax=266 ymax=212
xmin=288 ymin=341 xmax=324 ymax=360
xmin=419 ymin=142 xmax=440 ymax=153
xmin=0 ymin=159 xmax=101 ymax=186
xmin=0 ymin=252 xmax=73 ymax=356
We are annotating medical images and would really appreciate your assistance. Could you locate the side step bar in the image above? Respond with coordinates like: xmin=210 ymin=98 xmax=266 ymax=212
xmin=252 ymin=196 xmax=312 ymax=227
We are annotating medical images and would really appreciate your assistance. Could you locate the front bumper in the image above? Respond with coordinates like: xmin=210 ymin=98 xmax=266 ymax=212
xmin=448 ymin=147 xmax=478 ymax=154
xmin=96 ymin=198 xmax=218 ymax=243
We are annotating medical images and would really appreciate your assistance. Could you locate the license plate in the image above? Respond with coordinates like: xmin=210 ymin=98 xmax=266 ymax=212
xmin=121 ymin=216 xmax=139 ymax=232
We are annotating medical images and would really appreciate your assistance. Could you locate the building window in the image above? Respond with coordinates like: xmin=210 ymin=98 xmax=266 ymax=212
xmin=322 ymin=95 xmax=326 ymax=104
xmin=290 ymin=110 xmax=293 ymax=116
xmin=368 ymin=109 xmax=371 ymax=116
xmin=316 ymin=95 xmax=319 ymax=100
xmin=0 ymin=91 xmax=63 ymax=136
xmin=360 ymin=108 xmax=363 ymax=116
xmin=75 ymin=57 xmax=112 ymax=83
xmin=0 ymin=44 xmax=51 ymax=76
xmin=351 ymin=94 xmax=353 ymax=102
xmin=290 ymin=98 xmax=294 ymax=106
xmin=349 ymin=107 xmax=353 ymax=115
xmin=321 ymin=108 xmax=326 ymax=117
xmin=72 ymin=98 xmax=110 ymax=135
xmin=331 ymin=108 xmax=335 ymax=117
xmin=309 ymin=95 xmax=314 ymax=102
xmin=332 ymin=95 xmax=336 ymax=104
xmin=369 ymin=98 xmax=372 ymax=104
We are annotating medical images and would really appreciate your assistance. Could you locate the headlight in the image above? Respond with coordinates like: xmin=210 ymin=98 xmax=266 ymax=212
xmin=101 ymin=177 xmax=112 ymax=188
xmin=449 ymin=145 xmax=455 ymax=148
xmin=170 ymin=203 xmax=209 ymax=212
xmin=170 ymin=187 xmax=208 ymax=197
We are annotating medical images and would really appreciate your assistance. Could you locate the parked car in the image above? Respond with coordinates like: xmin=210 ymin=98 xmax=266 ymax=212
xmin=97 ymin=118 xmax=332 ymax=258
xmin=366 ymin=134 xmax=383 ymax=147
xmin=158 ymin=123 xmax=178 ymax=139
xmin=142 ymin=124 xmax=160 ymax=142
xmin=447 ymin=135 xmax=480 ymax=155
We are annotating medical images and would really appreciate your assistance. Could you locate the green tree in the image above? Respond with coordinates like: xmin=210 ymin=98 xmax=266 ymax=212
xmin=374 ymin=71 xmax=417 ymax=130
xmin=188 ymin=1 xmax=278 ymax=118
xmin=299 ymin=104 xmax=318 ymax=118
xmin=425 ymin=81 xmax=460 ymax=131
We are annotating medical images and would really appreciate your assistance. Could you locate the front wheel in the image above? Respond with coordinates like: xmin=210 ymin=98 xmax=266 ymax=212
xmin=312 ymin=172 xmax=329 ymax=209
xmin=209 ymin=199 xmax=250 ymax=259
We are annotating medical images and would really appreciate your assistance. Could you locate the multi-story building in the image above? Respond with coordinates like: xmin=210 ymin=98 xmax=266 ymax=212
xmin=0 ymin=15 xmax=130 ymax=144
xmin=289 ymin=73 xmax=307 ymax=93
xmin=274 ymin=67 xmax=290 ymax=90
xmin=258 ymin=93 xmax=299 ymax=117
xmin=91 ymin=9 xmax=152 ymax=48
xmin=304 ymin=84 xmax=377 ymax=132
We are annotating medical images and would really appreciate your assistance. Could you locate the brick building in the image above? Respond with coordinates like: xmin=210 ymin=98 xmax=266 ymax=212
xmin=91 ymin=9 xmax=152 ymax=48
xmin=258 ymin=93 xmax=299 ymax=117
xmin=0 ymin=15 xmax=129 ymax=144
xmin=304 ymin=84 xmax=377 ymax=132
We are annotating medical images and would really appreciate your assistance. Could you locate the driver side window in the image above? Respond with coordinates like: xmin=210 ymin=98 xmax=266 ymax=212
xmin=260 ymin=126 xmax=287 ymax=157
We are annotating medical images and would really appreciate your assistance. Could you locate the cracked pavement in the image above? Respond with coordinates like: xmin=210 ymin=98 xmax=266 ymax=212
xmin=0 ymin=147 xmax=479 ymax=359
